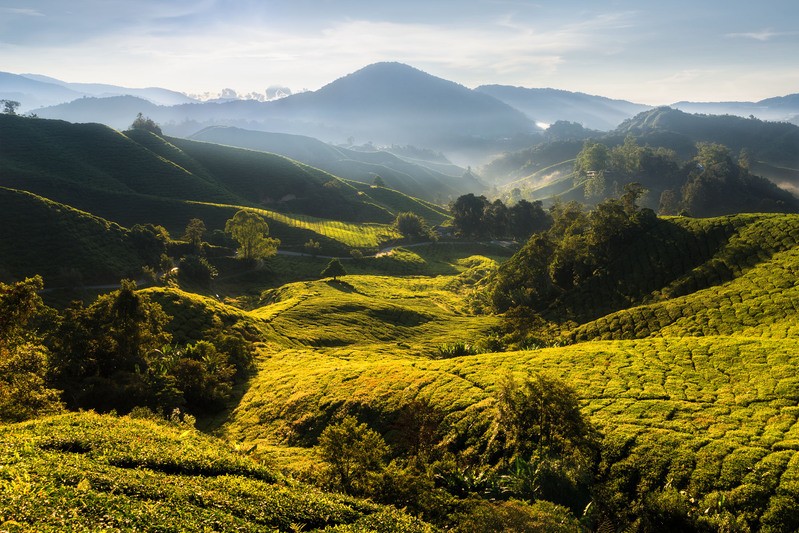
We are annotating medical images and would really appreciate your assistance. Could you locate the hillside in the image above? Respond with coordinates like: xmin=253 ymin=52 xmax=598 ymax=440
xmin=0 ymin=114 xmax=450 ymax=257
xmin=476 ymin=85 xmax=651 ymax=131
xmin=0 ymin=187 xmax=141 ymax=284
xmin=0 ymin=412 xmax=433 ymax=531
xmin=211 ymin=212 xmax=799 ymax=531
xmin=189 ymin=126 xmax=478 ymax=202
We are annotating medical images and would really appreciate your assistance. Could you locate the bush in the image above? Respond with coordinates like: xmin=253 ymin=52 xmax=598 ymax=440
xmin=318 ymin=416 xmax=389 ymax=496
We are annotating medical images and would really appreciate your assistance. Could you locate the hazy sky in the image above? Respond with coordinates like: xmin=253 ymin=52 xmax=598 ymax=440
xmin=1 ymin=0 xmax=797 ymax=104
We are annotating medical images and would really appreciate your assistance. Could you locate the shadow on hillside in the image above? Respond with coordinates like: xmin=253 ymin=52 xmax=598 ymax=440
xmin=325 ymin=279 xmax=360 ymax=293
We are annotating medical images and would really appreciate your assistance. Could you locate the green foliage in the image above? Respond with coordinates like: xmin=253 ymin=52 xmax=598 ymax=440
xmin=318 ymin=416 xmax=389 ymax=495
xmin=0 ymin=276 xmax=62 ymax=422
xmin=129 ymin=112 xmax=162 ymax=135
xmin=178 ymin=254 xmax=218 ymax=286
xmin=1 ymin=99 xmax=20 ymax=115
xmin=182 ymin=217 xmax=206 ymax=252
xmin=305 ymin=238 xmax=322 ymax=256
xmin=0 ymin=412 xmax=433 ymax=531
xmin=49 ymin=280 xmax=172 ymax=413
xmin=225 ymin=210 xmax=280 ymax=261
xmin=394 ymin=211 xmax=427 ymax=238
xmin=321 ymin=258 xmax=347 ymax=281
xmin=453 ymin=499 xmax=581 ymax=533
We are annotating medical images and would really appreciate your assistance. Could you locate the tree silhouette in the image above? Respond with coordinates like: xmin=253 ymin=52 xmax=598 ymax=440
xmin=321 ymin=258 xmax=347 ymax=281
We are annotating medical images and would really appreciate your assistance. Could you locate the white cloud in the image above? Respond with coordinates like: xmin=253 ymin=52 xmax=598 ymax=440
xmin=0 ymin=7 xmax=44 ymax=16
xmin=726 ymin=29 xmax=791 ymax=41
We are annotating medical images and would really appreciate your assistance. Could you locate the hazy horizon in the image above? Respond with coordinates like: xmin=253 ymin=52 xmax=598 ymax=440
xmin=2 ymin=0 xmax=797 ymax=105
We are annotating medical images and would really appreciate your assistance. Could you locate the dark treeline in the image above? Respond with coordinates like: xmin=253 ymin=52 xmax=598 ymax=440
xmin=450 ymin=194 xmax=552 ymax=241
xmin=0 ymin=276 xmax=255 ymax=421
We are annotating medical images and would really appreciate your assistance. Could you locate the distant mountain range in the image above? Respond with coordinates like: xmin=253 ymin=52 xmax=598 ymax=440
xmin=475 ymin=85 xmax=651 ymax=131
xmin=0 ymin=72 xmax=197 ymax=110
xmin=4 ymin=62 xmax=799 ymax=166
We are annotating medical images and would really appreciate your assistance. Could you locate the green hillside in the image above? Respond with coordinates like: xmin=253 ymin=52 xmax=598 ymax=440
xmin=0 ymin=187 xmax=140 ymax=283
xmin=203 ymin=211 xmax=799 ymax=531
xmin=0 ymin=412 xmax=433 ymax=532
xmin=0 ymin=115 xmax=452 ymax=264
xmin=188 ymin=126 xmax=474 ymax=202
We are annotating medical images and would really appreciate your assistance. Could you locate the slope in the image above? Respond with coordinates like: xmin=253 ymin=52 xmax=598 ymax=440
xmin=0 ymin=187 xmax=141 ymax=284
xmin=214 ymin=211 xmax=799 ymax=531
xmin=0 ymin=115 xmax=449 ymax=254
xmin=0 ymin=412 xmax=433 ymax=531
xmin=189 ymin=126 xmax=477 ymax=202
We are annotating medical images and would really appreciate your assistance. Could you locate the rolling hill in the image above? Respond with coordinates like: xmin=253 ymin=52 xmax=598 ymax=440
xmin=203 ymin=211 xmax=799 ymax=531
xmin=189 ymin=126 xmax=479 ymax=202
xmin=0 ymin=114 xmax=449 ymax=231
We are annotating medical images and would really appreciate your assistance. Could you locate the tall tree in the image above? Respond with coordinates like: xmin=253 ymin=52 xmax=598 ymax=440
xmin=225 ymin=210 xmax=280 ymax=261
xmin=183 ymin=218 xmax=206 ymax=253
xmin=321 ymin=258 xmax=347 ymax=281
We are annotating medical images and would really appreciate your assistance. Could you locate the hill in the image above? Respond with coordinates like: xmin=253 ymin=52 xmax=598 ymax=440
xmin=0 ymin=187 xmax=141 ymax=284
xmin=0 ymin=411 xmax=433 ymax=531
xmin=189 ymin=126 xmax=479 ymax=202
xmin=212 ymin=211 xmax=799 ymax=531
xmin=0 ymin=71 xmax=82 ymax=111
xmin=672 ymin=93 xmax=799 ymax=124
xmin=476 ymin=85 xmax=651 ymax=131
xmin=0 ymin=114 xmax=449 ymax=254
xmin=21 ymin=73 xmax=198 ymax=105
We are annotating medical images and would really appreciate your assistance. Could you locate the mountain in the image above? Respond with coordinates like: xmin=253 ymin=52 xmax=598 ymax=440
xmin=475 ymin=85 xmax=651 ymax=131
xmin=671 ymin=93 xmax=799 ymax=124
xmin=616 ymin=106 xmax=799 ymax=166
xmin=189 ymin=126 xmax=479 ymax=202
xmin=33 ymin=63 xmax=540 ymax=164
xmin=0 ymin=71 xmax=83 ymax=111
xmin=21 ymin=73 xmax=197 ymax=105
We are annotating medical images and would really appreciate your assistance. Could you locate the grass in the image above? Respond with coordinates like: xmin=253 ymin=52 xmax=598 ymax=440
xmin=0 ymin=412 xmax=434 ymax=532
xmin=208 ymin=211 xmax=799 ymax=530
xmin=0 ymin=187 xmax=141 ymax=284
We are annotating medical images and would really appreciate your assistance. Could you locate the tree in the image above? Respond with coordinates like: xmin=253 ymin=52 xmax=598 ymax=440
xmin=372 ymin=175 xmax=386 ymax=187
xmin=451 ymin=194 xmax=490 ymax=237
xmin=321 ymin=258 xmax=347 ymax=281
xmin=130 ymin=112 xmax=162 ymax=135
xmin=304 ymin=238 xmax=321 ymax=257
xmin=0 ymin=276 xmax=62 ymax=422
xmin=49 ymin=280 xmax=172 ymax=412
xmin=225 ymin=210 xmax=280 ymax=261
xmin=318 ymin=416 xmax=388 ymax=495
xmin=1 ymin=100 xmax=20 ymax=115
xmin=183 ymin=218 xmax=206 ymax=253
xmin=394 ymin=211 xmax=426 ymax=238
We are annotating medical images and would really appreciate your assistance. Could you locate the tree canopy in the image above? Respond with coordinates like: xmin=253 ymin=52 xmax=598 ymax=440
xmin=321 ymin=258 xmax=347 ymax=281
xmin=225 ymin=210 xmax=280 ymax=261
xmin=129 ymin=113 xmax=162 ymax=135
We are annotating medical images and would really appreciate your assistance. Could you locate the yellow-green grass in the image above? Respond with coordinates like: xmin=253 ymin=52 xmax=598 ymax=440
xmin=0 ymin=412 xmax=433 ymax=532
xmin=243 ymin=206 xmax=400 ymax=250
xmin=253 ymin=272 xmax=499 ymax=356
xmin=224 ymin=336 xmax=799 ymax=527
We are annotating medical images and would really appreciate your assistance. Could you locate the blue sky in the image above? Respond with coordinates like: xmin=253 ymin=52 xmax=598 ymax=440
xmin=1 ymin=0 xmax=797 ymax=104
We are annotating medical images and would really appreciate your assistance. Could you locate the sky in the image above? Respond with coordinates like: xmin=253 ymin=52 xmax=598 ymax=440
xmin=1 ymin=0 xmax=797 ymax=104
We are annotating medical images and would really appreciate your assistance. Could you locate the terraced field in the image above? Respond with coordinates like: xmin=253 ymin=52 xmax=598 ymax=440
xmin=210 ymin=212 xmax=799 ymax=530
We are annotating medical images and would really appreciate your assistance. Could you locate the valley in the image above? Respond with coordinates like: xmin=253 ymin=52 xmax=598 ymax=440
xmin=2 ymin=63 xmax=799 ymax=531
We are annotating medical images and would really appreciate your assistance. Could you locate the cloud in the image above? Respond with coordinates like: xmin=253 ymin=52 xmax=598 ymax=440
xmin=0 ymin=7 xmax=44 ymax=16
xmin=726 ymin=29 xmax=793 ymax=41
